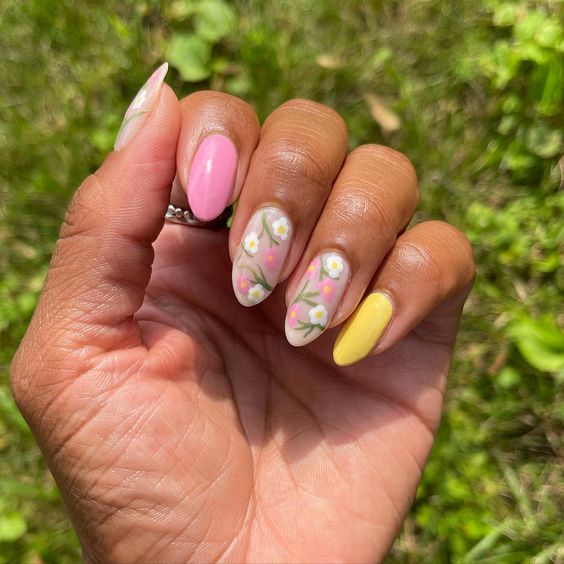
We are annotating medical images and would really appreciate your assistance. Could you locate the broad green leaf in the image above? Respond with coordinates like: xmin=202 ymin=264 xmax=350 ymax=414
xmin=0 ymin=513 xmax=27 ymax=542
xmin=530 ymin=55 xmax=564 ymax=116
xmin=194 ymin=0 xmax=236 ymax=42
xmin=167 ymin=34 xmax=212 ymax=82
xmin=534 ymin=18 xmax=562 ymax=48
xmin=492 ymin=3 xmax=517 ymax=27
xmin=507 ymin=315 xmax=564 ymax=373
xmin=526 ymin=125 xmax=562 ymax=159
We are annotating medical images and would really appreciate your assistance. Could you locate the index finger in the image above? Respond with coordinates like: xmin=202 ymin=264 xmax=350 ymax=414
xmin=173 ymin=91 xmax=260 ymax=222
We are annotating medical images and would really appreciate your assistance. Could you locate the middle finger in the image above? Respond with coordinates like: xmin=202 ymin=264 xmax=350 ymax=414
xmin=229 ymin=99 xmax=348 ymax=306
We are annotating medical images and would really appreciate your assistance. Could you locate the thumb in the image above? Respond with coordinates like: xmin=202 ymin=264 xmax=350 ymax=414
xmin=35 ymin=66 xmax=180 ymax=349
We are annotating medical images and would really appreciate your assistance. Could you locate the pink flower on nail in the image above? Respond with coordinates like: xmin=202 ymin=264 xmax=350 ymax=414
xmin=287 ymin=303 xmax=301 ymax=328
xmin=237 ymin=274 xmax=251 ymax=295
xmin=305 ymin=257 xmax=320 ymax=280
xmin=318 ymin=277 xmax=336 ymax=302
xmin=262 ymin=246 xmax=280 ymax=272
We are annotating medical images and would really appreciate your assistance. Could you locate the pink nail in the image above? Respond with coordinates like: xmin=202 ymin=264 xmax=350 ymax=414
xmin=187 ymin=134 xmax=237 ymax=222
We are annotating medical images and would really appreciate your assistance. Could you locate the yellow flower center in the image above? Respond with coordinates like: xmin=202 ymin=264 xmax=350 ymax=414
xmin=323 ymin=286 xmax=331 ymax=294
xmin=249 ymin=241 xmax=255 ymax=248
xmin=315 ymin=311 xmax=323 ymax=319
xmin=277 ymin=226 xmax=284 ymax=234
xmin=290 ymin=310 xmax=297 ymax=319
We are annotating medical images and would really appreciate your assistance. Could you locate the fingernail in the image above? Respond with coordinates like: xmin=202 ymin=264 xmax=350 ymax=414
xmin=114 ymin=62 xmax=168 ymax=151
xmin=285 ymin=252 xmax=350 ymax=346
xmin=187 ymin=134 xmax=238 ymax=222
xmin=232 ymin=207 xmax=292 ymax=306
xmin=333 ymin=292 xmax=393 ymax=366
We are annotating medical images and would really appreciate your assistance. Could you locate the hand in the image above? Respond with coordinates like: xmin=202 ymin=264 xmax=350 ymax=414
xmin=11 ymin=67 xmax=474 ymax=563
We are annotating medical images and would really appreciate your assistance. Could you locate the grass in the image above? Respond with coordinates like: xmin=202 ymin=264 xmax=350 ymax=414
xmin=1 ymin=0 xmax=563 ymax=561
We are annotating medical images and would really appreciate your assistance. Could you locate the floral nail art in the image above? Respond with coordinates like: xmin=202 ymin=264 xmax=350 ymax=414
xmin=114 ymin=62 xmax=168 ymax=151
xmin=285 ymin=251 xmax=350 ymax=346
xmin=232 ymin=207 xmax=293 ymax=306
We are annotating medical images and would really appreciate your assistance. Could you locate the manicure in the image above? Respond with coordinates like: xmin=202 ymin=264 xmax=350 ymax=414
xmin=285 ymin=252 xmax=350 ymax=346
xmin=333 ymin=292 xmax=394 ymax=366
xmin=187 ymin=134 xmax=238 ymax=222
xmin=232 ymin=207 xmax=292 ymax=306
xmin=114 ymin=62 xmax=168 ymax=151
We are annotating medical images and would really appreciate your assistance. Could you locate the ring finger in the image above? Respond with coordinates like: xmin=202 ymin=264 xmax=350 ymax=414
xmin=284 ymin=144 xmax=419 ymax=345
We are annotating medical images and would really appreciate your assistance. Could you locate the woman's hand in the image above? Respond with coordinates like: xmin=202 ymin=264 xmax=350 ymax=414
xmin=11 ymin=69 xmax=474 ymax=563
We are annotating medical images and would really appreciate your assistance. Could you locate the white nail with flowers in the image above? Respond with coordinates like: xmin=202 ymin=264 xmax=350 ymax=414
xmin=325 ymin=253 xmax=345 ymax=279
xmin=285 ymin=251 xmax=351 ymax=347
xmin=130 ymin=88 xmax=147 ymax=113
xmin=309 ymin=304 xmax=328 ymax=326
xmin=244 ymin=232 xmax=260 ymax=255
xmin=232 ymin=207 xmax=293 ymax=306
xmin=248 ymin=284 xmax=266 ymax=304
xmin=272 ymin=217 xmax=290 ymax=240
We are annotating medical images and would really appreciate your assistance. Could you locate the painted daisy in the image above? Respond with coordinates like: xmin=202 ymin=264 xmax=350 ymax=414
xmin=243 ymin=231 xmax=260 ymax=255
xmin=324 ymin=253 xmax=344 ymax=279
xmin=309 ymin=304 xmax=328 ymax=326
xmin=248 ymin=284 xmax=266 ymax=303
xmin=272 ymin=216 xmax=290 ymax=240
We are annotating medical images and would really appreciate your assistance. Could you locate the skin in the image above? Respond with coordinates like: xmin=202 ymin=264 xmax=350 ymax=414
xmin=11 ymin=86 xmax=475 ymax=563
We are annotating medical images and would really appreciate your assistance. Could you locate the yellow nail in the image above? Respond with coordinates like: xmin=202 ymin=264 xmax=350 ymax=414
xmin=333 ymin=292 xmax=393 ymax=366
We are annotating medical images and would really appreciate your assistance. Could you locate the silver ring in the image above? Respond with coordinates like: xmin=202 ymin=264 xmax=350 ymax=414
xmin=165 ymin=204 xmax=230 ymax=229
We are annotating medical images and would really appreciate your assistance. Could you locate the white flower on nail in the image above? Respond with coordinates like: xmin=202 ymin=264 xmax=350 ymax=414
xmin=131 ymin=88 xmax=147 ymax=112
xmin=325 ymin=253 xmax=344 ymax=279
xmin=244 ymin=231 xmax=260 ymax=255
xmin=271 ymin=216 xmax=290 ymax=240
xmin=309 ymin=304 xmax=328 ymax=326
xmin=248 ymin=284 xmax=266 ymax=304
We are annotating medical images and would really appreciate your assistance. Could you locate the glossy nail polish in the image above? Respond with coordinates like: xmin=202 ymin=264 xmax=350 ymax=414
xmin=232 ymin=207 xmax=292 ymax=306
xmin=114 ymin=62 xmax=168 ymax=151
xmin=285 ymin=252 xmax=350 ymax=346
xmin=333 ymin=292 xmax=393 ymax=366
xmin=187 ymin=134 xmax=238 ymax=222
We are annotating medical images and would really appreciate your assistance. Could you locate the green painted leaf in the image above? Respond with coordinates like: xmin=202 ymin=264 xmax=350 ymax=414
xmin=194 ymin=0 xmax=236 ymax=42
xmin=0 ymin=513 xmax=27 ymax=542
xmin=167 ymin=33 xmax=212 ymax=82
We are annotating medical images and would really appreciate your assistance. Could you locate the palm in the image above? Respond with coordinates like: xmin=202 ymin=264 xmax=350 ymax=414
xmin=51 ymin=224 xmax=452 ymax=563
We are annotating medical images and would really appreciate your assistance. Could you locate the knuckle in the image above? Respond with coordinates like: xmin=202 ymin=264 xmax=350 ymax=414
xmin=349 ymin=144 xmax=419 ymax=201
xmin=428 ymin=221 xmax=476 ymax=283
xmin=331 ymin=184 xmax=396 ymax=241
xmin=60 ymin=174 xmax=104 ymax=240
xmin=181 ymin=91 xmax=259 ymax=130
xmin=277 ymin=98 xmax=346 ymax=129
xmin=264 ymin=99 xmax=348 ymax=153
xmin=260 ymin=137 xmax=333 ymax=190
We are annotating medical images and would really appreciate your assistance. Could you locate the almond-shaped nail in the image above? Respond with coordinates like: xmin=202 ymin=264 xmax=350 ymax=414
xmin=333 ymin=292 xmax=394 ymax=366
xmin=187 ymin=134 xmax=237 ymax=222
xmin=114 ymin=62 xmax=168 ymax=151
xmin=232 ymin=207 xmax=292 ymax=306
xmin=285 ymin=252 xmax=350 ymax=346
